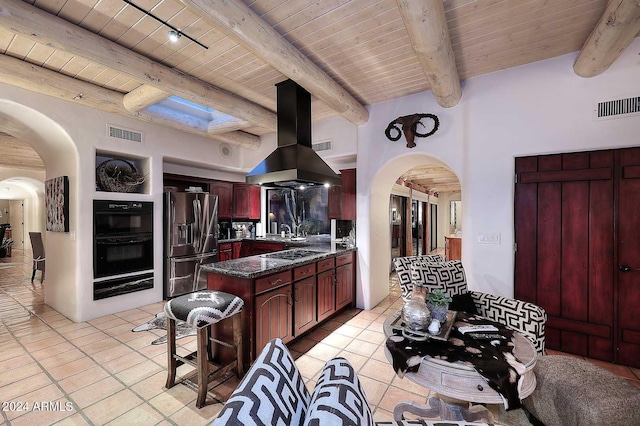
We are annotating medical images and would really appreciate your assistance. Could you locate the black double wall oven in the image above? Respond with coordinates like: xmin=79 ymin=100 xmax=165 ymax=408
xmin=93 ymin=200 xmax=154 ymax=300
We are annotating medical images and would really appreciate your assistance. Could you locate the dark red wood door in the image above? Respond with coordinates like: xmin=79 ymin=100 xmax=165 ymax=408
xmin=617 ymin=148 xmax=640 ymax=367
xmin=515 ymin=150 xmax=615 ymax=361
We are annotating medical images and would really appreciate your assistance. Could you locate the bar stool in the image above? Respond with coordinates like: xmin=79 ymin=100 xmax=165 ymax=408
xmin=164 ymin=290 xmax=244 ymax=408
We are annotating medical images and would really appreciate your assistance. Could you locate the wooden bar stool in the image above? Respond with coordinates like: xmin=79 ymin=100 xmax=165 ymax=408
xmin=164 ymin=290 xmax=244 ymax=408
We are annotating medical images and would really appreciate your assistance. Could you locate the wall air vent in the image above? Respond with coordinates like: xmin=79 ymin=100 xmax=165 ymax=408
xmin=312 ymin=140 xmax=332 ymax=152
xmin=595 ymin=96 xmax=640 ymax=120
xmin=107 ymin=124 xmax=143 ymax=143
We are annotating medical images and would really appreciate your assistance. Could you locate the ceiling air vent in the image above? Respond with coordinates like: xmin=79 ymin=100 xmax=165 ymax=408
xmin=107 ymin=124 xmax=143 ymax=143
xmin=595 ymin=96 xmax=640 ymax=120
xmin=312 ymin=140 xmax=332 ymax=152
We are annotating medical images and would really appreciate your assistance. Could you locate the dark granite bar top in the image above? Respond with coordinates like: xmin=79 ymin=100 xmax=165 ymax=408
xmin=201 ymin=245 xmax=356 ymax=279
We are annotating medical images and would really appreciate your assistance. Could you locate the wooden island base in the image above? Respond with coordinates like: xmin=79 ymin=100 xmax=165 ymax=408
xmin=206 ymin=250 xmax=355 ymax=369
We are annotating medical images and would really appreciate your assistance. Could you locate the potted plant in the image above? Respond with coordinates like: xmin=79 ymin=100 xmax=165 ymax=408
xmin=0 ymin=237 xmax=13 ymax=258
xmin=426 ymin=289 xmax=452 ymax=323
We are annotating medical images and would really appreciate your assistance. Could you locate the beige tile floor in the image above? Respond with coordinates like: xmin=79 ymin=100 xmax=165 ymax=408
xmin=1 ymin=250 xmax=639 ymax=426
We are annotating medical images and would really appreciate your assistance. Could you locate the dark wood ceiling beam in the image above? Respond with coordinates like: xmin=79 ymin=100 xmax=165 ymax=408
xmin=0 ymin=0 xmax=276 ymax=133
xmin=0 ymin=54 xmax=260 ymax=150
xmin=395 ymin=0 xmax=462 ymax=108
xmin=574 ymin=0 xmax=640 ymax=77
xmin=181 ymin=0 xmax=370 ymax=126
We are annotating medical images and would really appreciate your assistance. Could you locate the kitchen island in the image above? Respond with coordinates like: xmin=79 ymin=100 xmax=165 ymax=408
xmin=202 ymin=242 xmax=356 ymax=366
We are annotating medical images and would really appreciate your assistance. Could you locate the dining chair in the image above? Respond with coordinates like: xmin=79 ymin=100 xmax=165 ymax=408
xmin=29 ymin=232 xmax=45 ymax=283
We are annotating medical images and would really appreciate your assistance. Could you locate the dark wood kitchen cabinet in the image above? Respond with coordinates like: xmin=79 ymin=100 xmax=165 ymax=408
xmin=218 ymin=242 xmax=232 ymax=261
xmin=232 ymin=241 xmax=250 ymax=259
xmin=340 ymin=169 xmax=356 ymax=220
xmin=327 ymin=169 xmax=356 ymax=220
xmin=294 ymin=275 xmax=317 ymax=337
xmin=335 ymin=252 xmax=354 ymax=311
xmin=255 ymin=284 xmax=293 ymax=352
xmin=328 ymin=185 xmax=342 ymax=220
xmin=209 ymin=181 xmax=233 ymax=219
xmin=233 ymin=183 xmax=261 ymax=220
xmin=316 ymin=256 xmax=338 ymax=322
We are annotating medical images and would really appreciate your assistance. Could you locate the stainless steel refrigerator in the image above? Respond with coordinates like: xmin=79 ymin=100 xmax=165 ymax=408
xmin=164 ymin=191 xmax=218 ymax=298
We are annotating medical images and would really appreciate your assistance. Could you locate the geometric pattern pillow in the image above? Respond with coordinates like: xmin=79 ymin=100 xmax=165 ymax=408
xmin=212 ymin=338 xmax=310 ymax=426
xmin=393 ymin=255 xmax=444 ymax=300
xmin=304 ymin=357 xmax=373 ymax=426
xmin=164 ymin=290 xmax=243 ymax=328
xmin=410 ymin=260 xmax=467 ymax=298
xmin=470 ymin=291 xmax=547 ymax=355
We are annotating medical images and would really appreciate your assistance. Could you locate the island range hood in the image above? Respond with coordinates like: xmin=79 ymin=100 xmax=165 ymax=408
xmin=245 ymin=79 xmax=341 ymax=188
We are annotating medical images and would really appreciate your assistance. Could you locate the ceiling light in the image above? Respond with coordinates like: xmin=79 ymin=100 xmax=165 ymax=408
xmin=324 ymin=183 xmax=330 ymax=188
xmin=168 ymin=30 xmax=181 ymax=43
xmin=121 ymin=0 xmax=207 ymax=49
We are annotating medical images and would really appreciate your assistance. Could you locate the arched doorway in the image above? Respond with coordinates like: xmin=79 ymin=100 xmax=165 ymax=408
xmin=0 ymin=100 xmax=79 ymax=319
xmin=361 ymin=153 xmax=462 ymax=310
xmin=0 ymin=177 xmax=46 ymax=253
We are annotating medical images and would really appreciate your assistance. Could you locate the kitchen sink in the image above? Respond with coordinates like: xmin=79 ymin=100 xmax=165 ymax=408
xmin=262 ymin=249 xmax=322 ymax=261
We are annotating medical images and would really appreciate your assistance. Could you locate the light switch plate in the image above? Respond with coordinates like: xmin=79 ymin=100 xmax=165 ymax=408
xmin=477 ymin=232 xmax=500 ymax=244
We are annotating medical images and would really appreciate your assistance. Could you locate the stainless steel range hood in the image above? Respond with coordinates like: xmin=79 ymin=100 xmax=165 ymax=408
xmin=246 ymin=80 xmax=341 ymax=188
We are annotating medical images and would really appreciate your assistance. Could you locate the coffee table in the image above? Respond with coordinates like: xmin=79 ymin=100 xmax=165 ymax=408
xmin=383 ymin=311 xmax=538 ymax=423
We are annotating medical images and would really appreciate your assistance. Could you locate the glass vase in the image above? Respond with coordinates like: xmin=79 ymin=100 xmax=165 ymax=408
xmin=402 ymin=285 xmax=432 ymax=331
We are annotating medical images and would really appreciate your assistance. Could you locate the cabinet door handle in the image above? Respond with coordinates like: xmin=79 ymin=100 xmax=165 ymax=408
xmin=271 ymin=278 xmax=283 ymax=286
xmin=619 ymin=265 xmax=640 ymax=272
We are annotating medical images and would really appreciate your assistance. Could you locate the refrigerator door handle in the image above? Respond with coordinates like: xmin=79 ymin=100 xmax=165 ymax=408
xmin=192 ymin=199 xmax=201 ymax=251
xmin=170 ymin=252 xmax=217 ymax=263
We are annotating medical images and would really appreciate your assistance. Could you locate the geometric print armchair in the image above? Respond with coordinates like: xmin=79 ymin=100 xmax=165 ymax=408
xmin=394 ymin=257 xmax=547 ymax=355
xmin=212 ymin=338 xmax=489 ymax=426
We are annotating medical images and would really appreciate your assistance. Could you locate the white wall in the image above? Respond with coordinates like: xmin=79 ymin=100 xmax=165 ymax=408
xmin=357 ymin=38 xmax=640 ymax=310
xmin=0 ymin=82 xmax=265 ymax=321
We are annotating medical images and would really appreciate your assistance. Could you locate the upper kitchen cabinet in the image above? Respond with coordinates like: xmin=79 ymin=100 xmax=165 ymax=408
xmin=341 ymin=169 xmax=356 ymax=220
xmin=209 ymin=181 xmax=233 ymax=219
xmin=233 ymin=183 xmax=261 ymax=220
xmin=328 ymin=169 xmax=356 ymax=221
xmin=163 ymin=173 xmax=210 ymax=193
xmin=328 ymin=186 xmax=342 ymax=220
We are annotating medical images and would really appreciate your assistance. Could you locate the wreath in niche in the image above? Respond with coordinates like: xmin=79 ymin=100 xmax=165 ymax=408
xmin=385 ymin=113 xmax=440 ymax=148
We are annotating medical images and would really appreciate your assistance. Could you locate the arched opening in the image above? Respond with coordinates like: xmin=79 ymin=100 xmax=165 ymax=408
xmin=0 ymin=177 xmax=45 ymax=254
xmin=0 ymin=100 xmax=80 ymax=319
xmin=361 ymin=152 xmax=462 ymax=310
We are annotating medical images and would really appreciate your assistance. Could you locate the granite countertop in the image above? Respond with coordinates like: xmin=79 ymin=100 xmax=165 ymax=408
xmin=218 ymin=234 xmax=334 ymax=248
xmin=202 ymin=245 xmax=356 ymax=279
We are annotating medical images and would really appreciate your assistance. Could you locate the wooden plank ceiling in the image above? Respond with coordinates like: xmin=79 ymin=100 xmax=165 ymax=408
xmin=0 ymin=0 xmax=638 ymax=192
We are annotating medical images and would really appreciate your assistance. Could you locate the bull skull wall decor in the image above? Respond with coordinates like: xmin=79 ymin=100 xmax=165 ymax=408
xmin=385 ymin=113 xmax=440 ymax=148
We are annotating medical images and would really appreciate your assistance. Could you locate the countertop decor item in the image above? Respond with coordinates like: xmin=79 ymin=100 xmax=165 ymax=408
xmin=427 ymin=289 xmax=452 ymax=323
xmin=96 ymin=158 xmax=145 ymax=193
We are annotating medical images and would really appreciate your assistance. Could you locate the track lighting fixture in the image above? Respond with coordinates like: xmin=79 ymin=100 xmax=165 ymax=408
xmin=168 ymin=30 xmax=181 ymax=43
xmin=121 ymin=0 xmax=208 ymax=49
